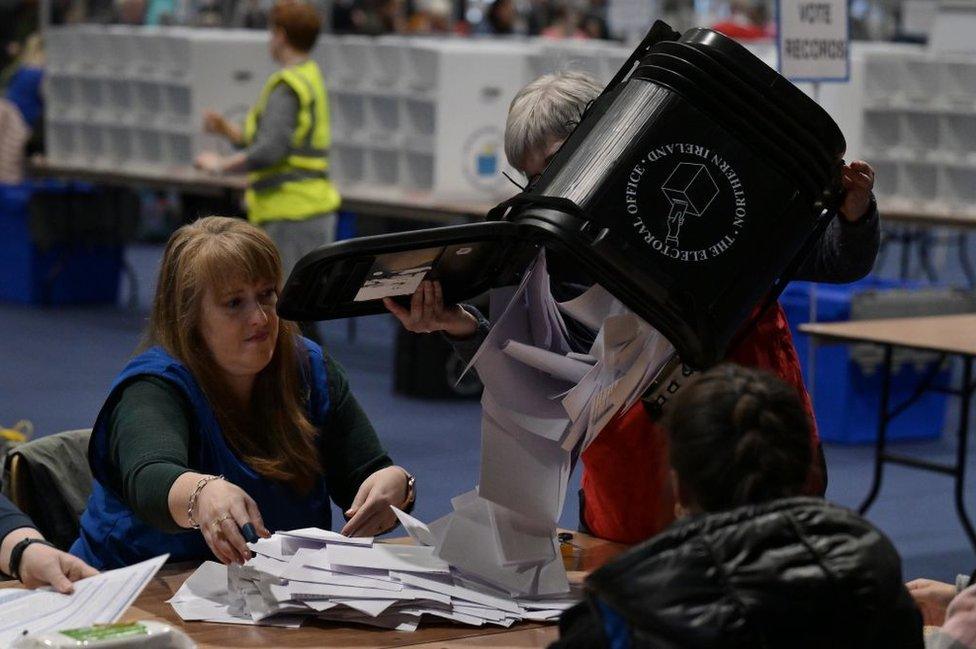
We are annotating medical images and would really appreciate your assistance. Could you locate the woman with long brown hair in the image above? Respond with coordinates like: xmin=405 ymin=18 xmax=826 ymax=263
xmin=70 ymin=217 xmax=414 ymax=569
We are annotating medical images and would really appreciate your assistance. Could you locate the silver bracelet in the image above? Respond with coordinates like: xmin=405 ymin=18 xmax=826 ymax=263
xmin=187 ymin=474 xmax=224 ymax=529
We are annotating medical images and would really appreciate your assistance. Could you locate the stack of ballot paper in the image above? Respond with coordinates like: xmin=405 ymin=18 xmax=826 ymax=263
xmin=170 ymin=524 xmax=581 ymax=631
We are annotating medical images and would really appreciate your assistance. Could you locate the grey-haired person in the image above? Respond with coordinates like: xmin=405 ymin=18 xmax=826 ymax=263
xmin=385 ymin=71 xmax=880 ymax=544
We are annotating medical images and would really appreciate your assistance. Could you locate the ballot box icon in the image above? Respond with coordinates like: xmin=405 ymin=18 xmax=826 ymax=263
xmin=661 ymin=162 xmax=719 ymax=247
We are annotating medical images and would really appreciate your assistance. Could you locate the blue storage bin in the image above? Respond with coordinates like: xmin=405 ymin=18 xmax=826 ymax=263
xmin=781 ymin=278 xmax=949 ymax=444
xmin=0 ymin=182 xmax=122 ymax=305
xmin=336 ymin=211 xmax=358 ymax=241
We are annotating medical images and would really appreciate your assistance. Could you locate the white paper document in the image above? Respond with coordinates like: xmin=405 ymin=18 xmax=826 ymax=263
xmin=501 ymin=340 xmax=593 ymax=384
xmin=0 ymin=554 xmax=167 ymax=646
xmin=279 ymin=528 xmax=373 ymax=555
xmin=391 ymin=506 xmax=436 ymax=547
xmin=326 ymin=544 xmax=450 ymax=574
xmin=489 ymin=503 xmax=556 ymax=567
xmin=278 ymin=528 xmax=374 ymax=546
xmin=281 ymin=550 xmax=401 ymax=590
xmin=556 ymin=283 xmax=621 ymax=331
xmin=479 ymin=412 xmax=571 ymax=524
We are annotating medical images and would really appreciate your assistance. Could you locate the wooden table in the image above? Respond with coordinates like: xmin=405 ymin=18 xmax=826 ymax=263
xmin=0 ymin=532 xmax=624 ymax=649
xmin=801 ymin=314 xmax=976 ymax=549
xmin=27 ymin=158 xmax=495 ymax=226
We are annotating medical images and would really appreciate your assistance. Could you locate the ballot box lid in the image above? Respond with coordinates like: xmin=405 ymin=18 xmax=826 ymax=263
xmin=278 ymin=22 xmax=844 ymax=369
xmin=277 ymin=206 xmax=715 ymax=364
xmin=278 ymin=221 xmax=540 ymax=322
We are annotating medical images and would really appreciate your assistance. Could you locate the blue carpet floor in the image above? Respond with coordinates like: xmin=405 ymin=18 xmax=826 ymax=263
xmin=1 ymin=242 xmax=974 ymax=583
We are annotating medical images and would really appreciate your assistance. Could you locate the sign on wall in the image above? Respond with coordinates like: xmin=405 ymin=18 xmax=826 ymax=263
xmin=777 ymin=0 xmax=850 ymax=82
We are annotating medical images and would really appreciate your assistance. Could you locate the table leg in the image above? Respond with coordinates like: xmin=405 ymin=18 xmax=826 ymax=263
xmin=899 ymin=231 xmax=912 ymax=282
xmin=959 ymin=233 xmax=976 ymax=289
xmin=877 ymin=232 xmax=891 ymax=271
xmin=954 ymin=357 xmax=976 ymax=551
xmin=917 ymin=232 xmax=938 ymax=284
xmin=860 ymin=345 xmax=893 ymax=515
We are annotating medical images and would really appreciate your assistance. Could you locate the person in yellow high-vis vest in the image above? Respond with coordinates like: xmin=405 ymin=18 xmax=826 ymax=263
xmin=195 ymin=0 xmax=338 ymax=342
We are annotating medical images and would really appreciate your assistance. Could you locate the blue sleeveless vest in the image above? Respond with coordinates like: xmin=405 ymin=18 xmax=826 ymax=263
xmin=70 ymin=338 xmax=332 ymax=569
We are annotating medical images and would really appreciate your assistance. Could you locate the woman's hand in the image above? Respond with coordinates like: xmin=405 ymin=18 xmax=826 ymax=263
xmin=839 ymin=160 xmax=876 ymax=223
xmin=19 ymin=543 xmax=98 ymax=593
xmin=383 ymin=281 xmax=478 ymax=339
xmin=907 ymin=578 xmax=957 ymax=626
xmin=340 ymin=466 xmax=410 ymax=537
xmin=194 ymin=479 xmax=271 ymax=565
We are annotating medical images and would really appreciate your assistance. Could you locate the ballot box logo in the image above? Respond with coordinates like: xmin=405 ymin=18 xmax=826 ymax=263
xmin=462 ymin=126 xmax=508 ymax=194
xmin=625 ymin=143 xmax=747 ymax=263
xmin=660 ymin=163 xmax=719 ymax=248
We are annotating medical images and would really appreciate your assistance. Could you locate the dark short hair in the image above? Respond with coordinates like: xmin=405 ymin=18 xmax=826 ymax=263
xmin=664 ymin=364 xmax=813 ymax=512
xmin=270 ymin=1 xmax=321 ymax=53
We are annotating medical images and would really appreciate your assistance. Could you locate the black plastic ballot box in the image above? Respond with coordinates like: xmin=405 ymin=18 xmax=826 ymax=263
xmin=278 ymin=23 xmax=846 ymax=371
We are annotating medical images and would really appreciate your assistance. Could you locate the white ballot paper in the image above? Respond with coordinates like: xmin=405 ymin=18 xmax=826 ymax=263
xmin=0 ymin=554 xmax=167 ymax=646
xmin=391 ymin=506 xmax=437 ymax=547
xmin=449 ymin=252 xmax=674 ymax=597
xmin=501 ymin=340 xmax=593 ymax=384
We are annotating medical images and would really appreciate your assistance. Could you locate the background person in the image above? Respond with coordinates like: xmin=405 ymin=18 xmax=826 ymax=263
xmin=195 ymin=0 xmax=338 ymax=344
xmin=71 ymin=217 xmax=414 ymax=570
xmin=474 ymin=0 xmax=518 ymax=35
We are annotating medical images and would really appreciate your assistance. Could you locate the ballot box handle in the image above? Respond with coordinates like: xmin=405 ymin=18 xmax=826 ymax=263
xmin=598 ymin=21 xmax=682 ymax=109
xmin=485 ymin=192 xmax=588 ymax=224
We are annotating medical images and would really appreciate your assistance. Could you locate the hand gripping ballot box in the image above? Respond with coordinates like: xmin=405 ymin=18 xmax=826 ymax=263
xmin=278 ymin=23 xmax=847 ymax=383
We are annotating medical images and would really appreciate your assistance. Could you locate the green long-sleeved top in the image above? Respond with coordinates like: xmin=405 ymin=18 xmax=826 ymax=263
xmin=105 ymin=354 xmax=392 ymax=533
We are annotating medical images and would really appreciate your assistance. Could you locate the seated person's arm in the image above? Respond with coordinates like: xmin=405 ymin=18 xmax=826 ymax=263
xmin=0 ymin=494 xmax=96 ymax=592
xmin=908 ymin=577 xmax=972 ymax=627
xmin=110 ymin=378 xmax=269 ymax=565
xmin=109 ymin=377 xmax=196 ymax=533
xmin=319 ymin=355 xmax=413 ymax=537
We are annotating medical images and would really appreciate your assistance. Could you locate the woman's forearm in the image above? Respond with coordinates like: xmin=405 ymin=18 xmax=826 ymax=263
xmin=167 ymin=472 xmax=212 ymax=529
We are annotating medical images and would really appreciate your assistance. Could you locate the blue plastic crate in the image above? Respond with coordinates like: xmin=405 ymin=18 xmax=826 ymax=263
xmin=781 ymin=278 xmax=949 ymax=444
xmin=336 ymin=211 xmax=358 ymax=241
xmin=0 ymin=182 xmax=122 ymax=305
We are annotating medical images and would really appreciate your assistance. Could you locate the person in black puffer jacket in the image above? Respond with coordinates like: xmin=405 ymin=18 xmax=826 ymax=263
xmin=553 ymin=364 xmax=924 ymax=649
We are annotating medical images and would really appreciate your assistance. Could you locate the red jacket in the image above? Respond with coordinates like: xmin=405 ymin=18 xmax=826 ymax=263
xmin=579 ymin=302 xmax=822 ymax=544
